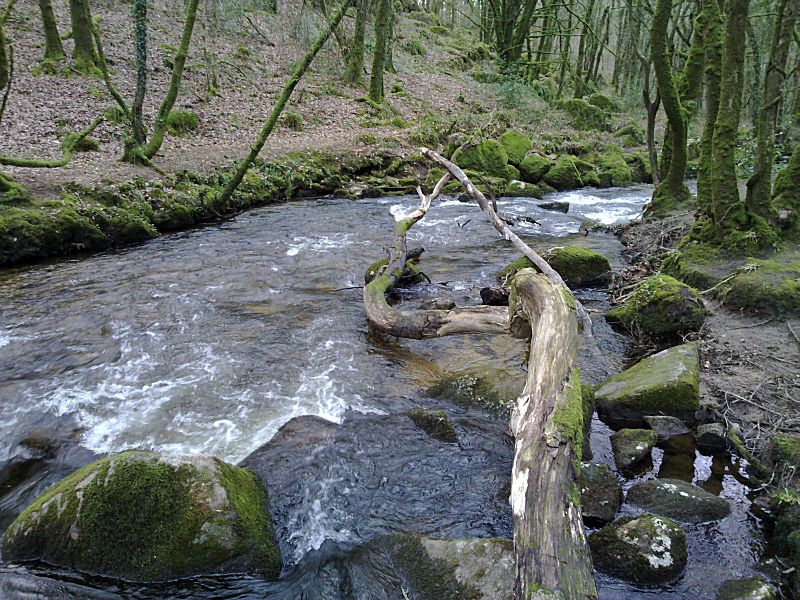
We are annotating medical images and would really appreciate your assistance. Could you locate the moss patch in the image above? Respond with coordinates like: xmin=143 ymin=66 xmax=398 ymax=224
xmin=595 ymin=145 xmax=632 ymax=187
xmin=559 ymin=98 xmax=608 ymax=131
xmin=498 ymin=130 xmax=532 ymax=166
xmin=166 ymin=109 xmax=200 ymax=135
xmin=452 ymin=140 xmax=510 ymax=179
xmin=543 ymin=155 xmax=584 ymax=191
xmin=497 ymin=246 xmax=611 ymax=288
xmin=518 ymin=153 xmax=551 ymax=183
xmin=428 ymin=367 xmax=524 ymax=414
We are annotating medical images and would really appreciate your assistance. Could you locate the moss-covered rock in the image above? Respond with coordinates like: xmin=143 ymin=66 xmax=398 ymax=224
xmin=723 ymin=257 xmax=800 ymax=314
xmin=589 ymin=514 xmax=687 ymax=583
xmin=543 ymin=155 xmax=584 ymax=190
xmin=625 ymin=151 xmax=654 ymax=183
xmin=497 ymin=246 xmax=611 ymax=288
xmin=615 ymin=123 xmax=645 ymax=146
xmin=504 ymin=164 xmax=520 ymax=181
xmin=594 ymin=342 xmax=700 ymax=428
xmin=605 ymin=274 xmax=706 ymax=340
xmin=1 ymin=451 xmax=281 ymax=581
xmin=596 ymin=146 xmax=632 ymax=187
xmin=771 ymin=433 xmax=800 ymax=469
xmin=428 ymin=367 xmax=524 ymax=414
xmin=643 ymin=415 xmax=690 ymax=442
xmin=716 ymin=576 xmax=776 ymax=600
xmin=452 ymin=140 xmax=510 ymax=179
xmin=559 ymin=98 xmax=608 ymax=131
xmin=611 ymin=428 xmax=657 ymax=470
xmin=580 ymin=462 xmax=622 ymax=526
xmin=503 ymin=180 xmax=541 ymax=198
xmin=771 ymin=493 xmax=800 ymax=597
xmin=626 ymin=478 xmax=731 ymax=523
xmin=498 ymin=130 xmax=531 ymax=167
xmin=587 ymin=93 xmax=621 ymax=112
xmin=581 ymin=170 xmax=601 ymax=187
xmin=407 ymin=409 xmax=457 ymax=443
xmin=166 ymin=109 xmax=200 ymax=135
xmin=518 ymin=152 xmax=551 ymax=183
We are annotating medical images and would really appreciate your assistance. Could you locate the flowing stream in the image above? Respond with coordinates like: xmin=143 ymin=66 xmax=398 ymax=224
xmin=0 ymin=187 xmax=765 ymax=598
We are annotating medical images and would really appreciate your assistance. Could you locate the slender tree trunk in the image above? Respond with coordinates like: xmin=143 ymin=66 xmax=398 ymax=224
xmin=573 ymin=0 xmax=596 ymax=96
xmin=745 ymin=0 xmax=799 ymax=221
xmin=696 ymin=0 xmax=723 ymax=218
xmin=368 ymin=0 xmax=391 ymax=102
xmin=38 ymin=0 xmax=65 ymax=61
xmin=650 ymin=0 xmax=689 ymax=210
xmin=385 ymin=0 xmax=396 ymax=74
xmin=0 ymin=19 xmax=8 ymax=92
xmin=343 ymin=0 xmax=368 ymax=84
xmin=131 ymin=0 xmax=147 ymax=148
xmin=711 ymin=0 xmax=749 ymax=235
xmin=69 ymin=0 xmax=96 ymax=72
xmin=745 ymin=19 xmax=762 ymax=126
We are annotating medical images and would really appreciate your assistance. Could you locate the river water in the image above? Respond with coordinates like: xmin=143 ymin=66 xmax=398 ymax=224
xmin=0 ymin=187 xmax=766 ymax=598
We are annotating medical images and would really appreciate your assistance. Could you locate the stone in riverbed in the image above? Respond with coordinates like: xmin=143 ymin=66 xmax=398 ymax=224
xmin=580 ymin=462 xmax=622 ymax=525
xmin=626 ymin=478 xmax=731 ymax=523
xmin=696 ymin=422 xmax=728 ymax=454
xmin=716 ymin=575 xmax=776 ymax=600
xmin=594 ymin=342 xmax=700 ymax=428
xmin=537 ymin=201 xmax=569 ymax=213
xmin=1 ymin=451 xmax=281 ymax=581
xmin=498 ymin=130 xmax=532 ymax=166
xmin=644 ymin=415 xmax=690 ymax=442
xmin=496 ymin=246 xmax=611 ymax=288
xmin=407 ymin=409 xmax=457 ymax=443
xmin=770 ymin=433 xmax=800 ymax=469
xmin=428 ymin=367 xmax=525 ymax=414
xmin=480 ymin=286 xmax=510 ymax=306
xmin=588 ymin=514 xmax=687 ymax=583
xmin=611 ymin=428 xmax=657 ymax=470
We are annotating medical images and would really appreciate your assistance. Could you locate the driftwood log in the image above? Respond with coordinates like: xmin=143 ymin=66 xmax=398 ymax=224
xmin=362 ymin=150 xmax=597 ymax=599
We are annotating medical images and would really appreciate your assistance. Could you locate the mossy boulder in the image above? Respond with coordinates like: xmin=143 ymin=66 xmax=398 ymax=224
xmin=166 ymin=109 xmax=200 ymax=135
xmin=580 ymin=462 xmax=622 ymax=526
xmin=723 ymin=257 xmax=800 ymax=314
xmin=605 ymin=274 xmax=706 ymax=340
xmin=428 ymin=367 xmax=524 ymax=414
xmin=497 ymin=246 xmax=611 ymax=288
xmin=771 ymin=433 xmax=800 ymax=469
xmin=626 ymin=478 xmax=731 ymax=523
xmin=615 ymin=123 xmax=645 ymax=146
xmin=716 ymin=576 xmax=776 ymax=600
xmin=518 ymin=153 xmax=552 ymax=183
xmin=771 ymin=494 xmax=800 ymax=597
xmin=581 ymin=170 xmax=601 ymax=187
xmin=543 ymin=155 xmax=584 ymax=191
xmin=505 ymin=164 xmax=521 ymax=181
xmin=596 ymin=146 xmax=632 ymax=187
xmin=452 ymin=140 xmax=510 ymax=179
xmin=644 ymin=415 xmax=690 ymax=442
xmin=588 ymin=514 xmax=687 ymax=583
xmin=587 ymin=93 xmax=621 ymax=112
xmin=1 ymin=451 xmax=281 ymax=581
xmin=626 ymin=152 xmax=654 ymax=183
xmin=559 ymin=98 xmax=608 ymax=131
xmin=594 ymin=342 xmax=700 ymax=428
xmin=611 ymin=428 xmax=657 ymax=470
xmin=407 ymin=409 xmax=457 ymax=443
xmin=498 ymin=130 xmax=531 ymax=166
xmin=503 ymin=180 xmax=542 ymax=198
xmin=695 ymin=422 xmax=727 ymax=454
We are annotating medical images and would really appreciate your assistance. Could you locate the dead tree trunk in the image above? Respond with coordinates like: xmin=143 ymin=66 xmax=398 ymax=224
xmin=362 ymin=150 xmax=597 ymax=600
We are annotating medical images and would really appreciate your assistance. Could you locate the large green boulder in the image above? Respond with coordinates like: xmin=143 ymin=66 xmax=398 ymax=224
xmin=596 ymin=146 xmax=632 ymax=187
xmin=543 ymin=155 xmax=584 ymax=191
xmin=626 ymin=478 xmax=731 ymax=523
xmin=498 ymin=130 xmax=532 ymax=166
xmin=1 ymin=451 xmax=281 ymax=581
xmin=594 ymin=342 xmax=700 ymax=428
xmin=452 ymin=140 xmax=510 ymax=179
xmin=588 ymin=514 xmax=687 ymax=583
xmin=497 ymin=246 xmax=611 ymax=288
xmin=587 ymin=93 xmax=621 ymax=112
xmin=504 ymin=180 xmax=542 ymax=198
xmin=771 ymin=433 xmax=800 ymax=470
xmin=605 ymin=274 xmax=706 ymax=340
xmin=615 ymin=123 xmax=645 ymax=146
xmin=518 ymin=153 xmax=552 ymax=183
xmin=559 ymin=98 xmax=608 ymax=131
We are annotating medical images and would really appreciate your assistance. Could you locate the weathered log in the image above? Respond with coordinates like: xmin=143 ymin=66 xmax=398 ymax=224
xmin=509 ymin=270 xmax=597 ymax=599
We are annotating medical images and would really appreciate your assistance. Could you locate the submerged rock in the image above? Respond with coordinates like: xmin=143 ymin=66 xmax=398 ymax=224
xmin=626 ymin=478 xmax=731 ymax=523
xmin=588 ymin=514 xmax=687 ymax=583
xmin=605 ymin=274 xmax=706 ymax=340
xmin=594 ymin=342 xmax=700 ymax=428
xmin=407 ymin=409 xmax=457 ymax=443
xmin=644 ymin=415 xmax=690 ymax=442
xmin=496 ymin=246 xmax=611 ymax=288
xmin=716 ymin=575 xmax=776 ymax=600
xmin=428 ymin=367 xmax=525 ymax=413
xmin=1 ymin=451 xmax=281 ymax=581
xmin=537 ymin=200 xmax=569 ymax=213
xmin=580 ymin=462 xmax=622 ymax=525
xmin=611 ymin=428 xmax=657 ymax=471
xmin=696 ymin=422 xmax=728 ymax=454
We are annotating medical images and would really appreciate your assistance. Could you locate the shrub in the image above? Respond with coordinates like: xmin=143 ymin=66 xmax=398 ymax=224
xmin=166 ymin=109 xmax=200 ymax=135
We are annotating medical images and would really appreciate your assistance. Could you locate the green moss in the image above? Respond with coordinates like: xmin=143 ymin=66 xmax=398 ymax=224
xmin=428 ymin=367 xmax=525 ymax=414
xmin=587 ymin=93 xmax=621 ymax=112
xmin=518 ymin=153 xmax=551 ymax=183
xmin=543 ymin=155 xmax=583 ymax=191
xmin=497 ymin=247 xmax=611 ymax=288
xmin=166 ymin=109 xmax=200 ymax=135
xmin=407 ymin=409 xmax=457 ymax=442
xmin=596 ymin=145 xmax=632 ymax=187
xmin=391 ymin=535 xmax=481 ymax=599
xmin=772 ymin=434 xmax=800 ymax=469
xmin=451 ymin=140 xmax=510 ymax=179
xmin=724 ymin=257 xmax=800 ymax=314
xmin=74 ymin=136 xmax=100 ymax=152
xmin=615 ymin=123 xmax=645 ymax=146
xmin=559 ymin=98 xmax=608 ymax=131
xmin=282 ymin=110 xmax=304 ymax=131
xmin=505 ymin=164 xmax=521 ymax=181
xmin=582 ymin=170 xmax=601 ymax=187
xmin=498 ymin=130 xmax=532 ymax=166
xmin=625 ymin=152 xmax=653 ymax=183
xmin=404 ymin=37 xmax=427 ymax=56
xmin=551 ymin=368 xmax=584 ymax=472
xmin=560 ymin=286 xmax=577 ymax=310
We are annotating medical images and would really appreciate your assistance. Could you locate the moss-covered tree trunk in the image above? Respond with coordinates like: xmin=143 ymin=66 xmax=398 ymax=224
xmin=130 ymin=0 xmax=147 ymax=148
xmin=710 ymin=0 xmax=748 ymax=236
xmin=695 ymin=0 xmax=723 ymax=218
xmin=368 ymin=0 xmax=391 ymax=103
xmin=0 ymin=18 xmax=8 ymax=92
xmin=745 ymin=0 xmax=799 ymax=221
xmin=343 ymin=0 xmax=367 ymax=85
xmin=69 ymin=0 xmax=96 ymax=72
xmin=649 ymin=0 xmax=689 ymax=211
xmin=384 ymin=0 xmax=396 ymax=74
xmin=573 ymin=0 xmax=596 ymax=97
xmin=38 ymin=0 xmax=65 ymax=61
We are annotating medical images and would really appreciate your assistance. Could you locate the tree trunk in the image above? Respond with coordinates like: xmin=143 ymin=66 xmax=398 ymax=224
xmin=649 ymin=0 xmax=689 ymax=211
xmin=368 ymin=0 xmax=391 ymax=102
xmin=343 ymin=0 xmax=368 ymax=84
xmin=131 ymin=0 xmax=147 ymax=148
xmin=711 ymin=0 xmax=749 ymax=236
xmin=0 ymin=19 xmax=8 ymax=92
xmin=38 ymin=0 xmax=65 ymax=61
xmin=69 ymin=0 xmax=96 ymax=72
xmin=384 ymin=0 xmax=396 ymax=74
xmin=745 ymin=0 xmax=799 ymax=221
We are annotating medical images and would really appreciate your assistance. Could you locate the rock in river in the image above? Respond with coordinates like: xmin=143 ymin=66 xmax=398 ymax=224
xmin=588 ymin=514 xmax=687 ymax=583
xmin=626 ymin=478 xmax=731 ymax=523
xmin=716 ymin=575 xmax=776 ymax=600
xmin=594 ymin=342 xmax=700 ymax=428
xmin=611 ymin=428 xmax=657 ymax=470
xmin=1 ymin=451 xmax=281 ymax=581
xmin=580 ymin=462 xmax=622 ymax=525
xmin=644 ymin=415 xmax=690 ymax=442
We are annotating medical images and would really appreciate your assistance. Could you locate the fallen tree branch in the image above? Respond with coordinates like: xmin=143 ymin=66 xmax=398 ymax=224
xmin=0 ymin=116 xmax=103 ymax=167
xmin=421 ymin=148 xmax=593 ymax=337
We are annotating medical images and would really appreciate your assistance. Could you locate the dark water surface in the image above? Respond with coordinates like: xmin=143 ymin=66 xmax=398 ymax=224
xmin=0 ymin=188 xmax=765 ymax=598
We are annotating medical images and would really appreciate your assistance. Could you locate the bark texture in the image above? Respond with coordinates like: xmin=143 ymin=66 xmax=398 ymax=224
xmin=38 ymin=0 xmax=65 ymax=61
